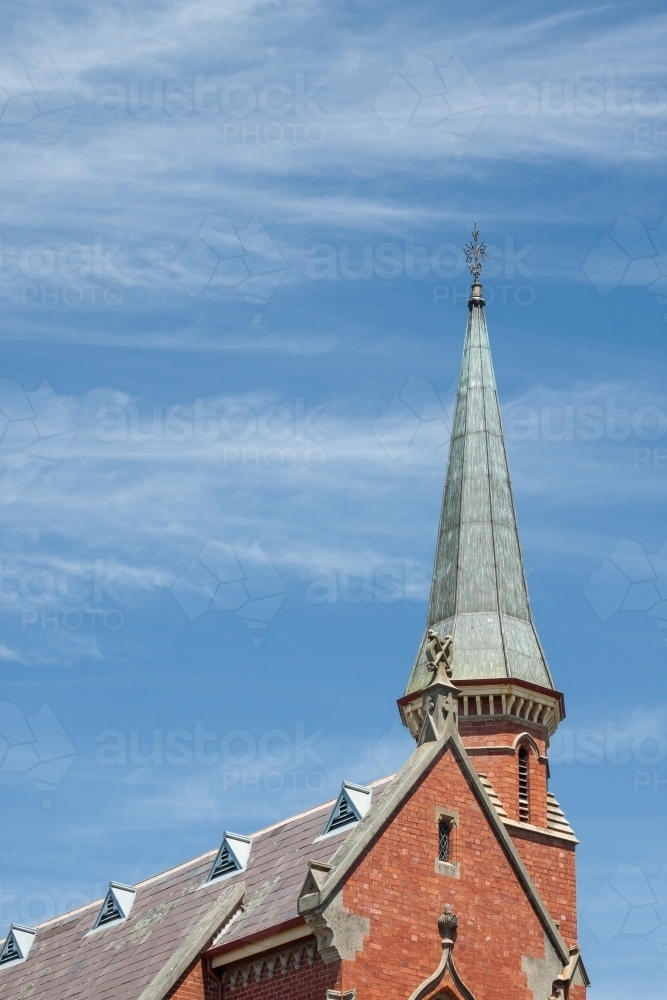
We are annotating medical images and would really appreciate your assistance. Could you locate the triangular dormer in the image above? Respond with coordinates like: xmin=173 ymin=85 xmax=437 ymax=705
xmin=208 ymin=832 xmax=252 ymax=882
xmin=321 ymin=781 xmax=372 ymax=836
xmin=0 ymin=924 xmax=36 ymax=967
xmin=300 ymin=860 xmax=332 ymax=897
xmin=92 ymin=882 xmax=136 ymax=931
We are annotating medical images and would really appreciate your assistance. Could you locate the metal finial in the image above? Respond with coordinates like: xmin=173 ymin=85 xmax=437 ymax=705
xmin=463 ymin=225 xmax=489 ymax=281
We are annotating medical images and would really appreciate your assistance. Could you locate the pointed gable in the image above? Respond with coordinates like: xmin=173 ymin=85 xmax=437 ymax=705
xmin=328 ymin=735 xmax=569 ymax=1000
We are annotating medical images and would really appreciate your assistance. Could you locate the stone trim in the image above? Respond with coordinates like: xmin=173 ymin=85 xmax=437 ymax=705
xmin=299 ymin=888 xmax=369 ymax=964
xmin=465 ymin=744 xmax=549 ymax=766
xmin=400 ymin=682 xmax=563 ymax=739
xmin=209 ymin=923 xmax=312 ymax=968
xmin=503 ymin=818 xmax=578 ymax=845
xmin=136 ymin=882 xmax=245 ymax=1000
xmin=435 ymin=860 xmax=460 ymax=878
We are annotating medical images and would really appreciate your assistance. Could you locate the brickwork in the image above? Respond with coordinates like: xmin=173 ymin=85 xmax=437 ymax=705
xmin=217 ymin=945 xmax=340 ymax=1000
xmin=338 ymin=743 xmax=570 ymax=1000
xmin=459 ymin=717 xmax=549 ymax=827
xmin=507 ymin=827 xmax=578 ymax=948
xmin=166 ymin=957 xmax=219 ymax=1000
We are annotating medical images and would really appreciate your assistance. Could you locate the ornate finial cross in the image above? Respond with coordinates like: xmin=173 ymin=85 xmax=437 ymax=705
xmin=463 ymin=225 xmax=489 ymax=280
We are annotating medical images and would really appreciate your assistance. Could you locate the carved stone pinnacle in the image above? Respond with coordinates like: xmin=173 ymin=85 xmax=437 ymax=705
xmin=425 ymin=629 xmax=453 ymax=680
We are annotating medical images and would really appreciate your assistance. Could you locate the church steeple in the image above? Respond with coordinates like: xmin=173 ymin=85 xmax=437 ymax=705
xmin=401 ymin=229 xmax=563 ymax=740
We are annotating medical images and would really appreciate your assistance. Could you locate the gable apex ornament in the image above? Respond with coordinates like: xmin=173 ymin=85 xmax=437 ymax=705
xmin=407 ymin=905 xmax=476 ymax=1000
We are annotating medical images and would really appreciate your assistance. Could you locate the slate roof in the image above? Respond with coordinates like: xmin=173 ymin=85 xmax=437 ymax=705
xmin=0 ymin=775 xmax=394 ymax=1000
xmin=406 ymin=285 xmax=554 ymax=694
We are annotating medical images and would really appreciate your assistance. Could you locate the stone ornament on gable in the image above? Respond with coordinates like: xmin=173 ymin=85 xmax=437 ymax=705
xmin=406 ymin=905 xmax=476 ymax=1000
xmin=418 ymin=633 xmax=460 ymax=745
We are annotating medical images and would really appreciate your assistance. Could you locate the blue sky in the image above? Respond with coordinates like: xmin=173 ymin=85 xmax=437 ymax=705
xmin=0 ymin=1 xmax=666 ymax=996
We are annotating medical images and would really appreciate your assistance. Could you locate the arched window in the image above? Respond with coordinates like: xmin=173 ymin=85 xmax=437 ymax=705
xmin=518 ymin=745 xmax=530 ymax=822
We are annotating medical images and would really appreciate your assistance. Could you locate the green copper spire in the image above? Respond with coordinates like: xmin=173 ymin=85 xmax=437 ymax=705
xmin=405 ymin=231 xmax=553 ymax=694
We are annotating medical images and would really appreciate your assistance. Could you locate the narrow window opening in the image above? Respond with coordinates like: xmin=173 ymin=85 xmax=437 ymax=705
xmin=438 ymin=819 xmax=451 ymax=862
xmin=518 ymin=746 xmax=530 ymax=823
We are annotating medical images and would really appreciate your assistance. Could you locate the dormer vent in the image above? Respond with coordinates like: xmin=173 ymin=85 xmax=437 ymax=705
xmin=322 ymin=781 xmax=372 ymax=836
xmin=92 ymin=882 xmax=136 ymax=931
xmin=208 ymin=832 xmax=252 ymax=882
xmin=0 ymin=925 xmax=36 ymax=967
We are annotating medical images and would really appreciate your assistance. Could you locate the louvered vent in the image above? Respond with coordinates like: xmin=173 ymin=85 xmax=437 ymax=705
xmin=0 ymin=925 xmax=36 ymax=967
xmin=207 ymin=833 xmax=252 ymax=883
xmin=97 ymin=893 xmax=122 ymax=926
xmin=321 ymin=781 xmax=372 ymax=837
xmin=211 ymin=844 xmax=239 ymax=879
xmin=329 ymin=794 xmax=355 ymax=830
xmin=0 ymin=933 xmax=19 ymax=965
xmin=91 ymin=883 xmax=136 ymax=932
xmin=518 ymin=746 xmax=530 ymax=823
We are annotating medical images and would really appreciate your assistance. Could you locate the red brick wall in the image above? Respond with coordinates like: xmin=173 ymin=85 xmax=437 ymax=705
xmin=166 ymin=957 xmax=219 ymax=1000
xmin=337 ymin=743 xmax=575 ymax=1000
xmin=218 ymin=945 xmax=340 ymax=1000
xmin=508 ymin=827 xmax=578 ymax=948
xmin=459 ymin=718 xmax=549 ymax=827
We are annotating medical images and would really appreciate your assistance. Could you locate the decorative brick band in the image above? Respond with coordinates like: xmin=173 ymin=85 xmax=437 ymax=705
xmin=219 ymin=939 xmax=317 ymax=992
